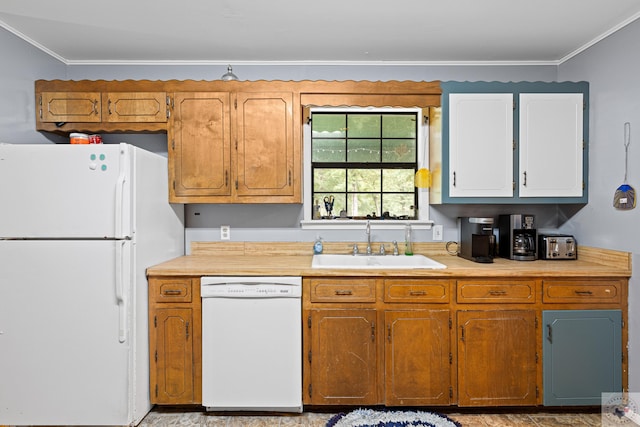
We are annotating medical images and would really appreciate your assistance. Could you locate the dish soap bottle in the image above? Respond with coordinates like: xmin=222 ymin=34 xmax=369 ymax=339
xmin=404 ymin=224 xmax=413 ymax=256
xmin=313 ymin=235 xmax=324 ymax=254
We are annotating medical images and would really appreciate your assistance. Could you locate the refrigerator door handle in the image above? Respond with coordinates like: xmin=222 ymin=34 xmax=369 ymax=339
xmin=114 ymin=165 xmax=126 ymax=239
xmin=115 ymin=241 xmax=126 ymax=343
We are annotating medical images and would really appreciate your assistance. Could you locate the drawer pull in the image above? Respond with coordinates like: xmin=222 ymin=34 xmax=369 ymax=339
xmin=574 ymin=290 xmax=594 ymax=296
xmin=162 ymin=289 xmax=183 ymax=296
xmin=489 ymin=290 xmax=507 ymax=296
xmin=409 ymin=290 xmax=427 ymax=296
xmin=335 ymin=289 xmax=353 ymax=296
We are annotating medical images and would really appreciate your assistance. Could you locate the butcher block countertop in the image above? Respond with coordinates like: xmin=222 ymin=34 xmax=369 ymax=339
xmin=146 ymin=242 xmax=632 ymax=278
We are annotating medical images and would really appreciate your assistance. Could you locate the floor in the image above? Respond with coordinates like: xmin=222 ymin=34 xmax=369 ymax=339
xmin=139 ymin=406 xmax=609 ymax=427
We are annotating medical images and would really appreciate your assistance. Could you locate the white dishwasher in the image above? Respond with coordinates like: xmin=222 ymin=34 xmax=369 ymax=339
xmin=200 ymin=276 xmax=302 ymax=412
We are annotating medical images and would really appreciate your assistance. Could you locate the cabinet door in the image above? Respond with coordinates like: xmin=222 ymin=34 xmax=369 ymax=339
xmin=308 ymin=309 xmax=377 ymax=405
xmin=543 ymin=310 xmax=622 ymax=406
xmin=385 ymin=310 xmax=451 ymax=405
xmin=457 ymin=310 xmax=537 ymax=406
xmin=104 ymin=92 xmax=168 ymax=123
xmin=151 ymin=308 xmax=195 ymax=404
xmin=235 ymin=92 xmax=295 ymax=198
xmin=39 ymin=91 xmax=101 ymax=122
xmin=170 ymin=92 xmax=232 ymax=200
xmin=519 ymin=93 xmax=584 ymax=198
xmin=448 ymin=93 xmax=514 ymax=198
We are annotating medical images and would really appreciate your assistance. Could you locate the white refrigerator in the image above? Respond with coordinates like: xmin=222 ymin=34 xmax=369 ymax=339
xmin=0 ymin=143 xmax=184 ymax=426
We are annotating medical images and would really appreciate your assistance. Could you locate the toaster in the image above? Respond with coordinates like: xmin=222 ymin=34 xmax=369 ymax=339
xmin=538 ymin=234 xmax=577 ymax=260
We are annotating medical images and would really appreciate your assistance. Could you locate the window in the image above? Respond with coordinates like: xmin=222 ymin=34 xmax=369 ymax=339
xmin=302 ymin=107 xmax=431 ymax=229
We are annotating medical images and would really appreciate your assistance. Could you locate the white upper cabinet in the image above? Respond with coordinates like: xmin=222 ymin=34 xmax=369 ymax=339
xmin=519 ymin=93 xmax=584 ymax=198
xmin=449 ymin=93 xmax=514 ymax=198
xmin=436 ymin=81 xmax=588 ymax=204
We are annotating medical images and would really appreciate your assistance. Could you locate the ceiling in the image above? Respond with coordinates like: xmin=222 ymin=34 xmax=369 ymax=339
xmin=1 ymin=0 xmax=640 ymax=65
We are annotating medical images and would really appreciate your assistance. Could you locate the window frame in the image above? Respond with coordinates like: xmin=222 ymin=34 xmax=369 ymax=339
xmin=301 ymin=106 xmax=432 ymax=230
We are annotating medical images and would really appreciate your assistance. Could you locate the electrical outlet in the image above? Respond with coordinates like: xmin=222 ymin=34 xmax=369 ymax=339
xmin=220 ymin=225 xmax=231 ymax=240
xmin=432 ymin=225 xmax=443 ymax=241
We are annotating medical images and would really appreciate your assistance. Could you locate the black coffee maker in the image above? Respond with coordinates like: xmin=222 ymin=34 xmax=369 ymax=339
xmin=457 ymin=217 xmax=496 ymax=263
xmin=498 ymin=214 xmax=537 ymax=261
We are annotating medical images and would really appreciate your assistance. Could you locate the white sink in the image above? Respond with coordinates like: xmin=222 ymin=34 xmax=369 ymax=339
xmin=311 ymin=254 xmax=446 ymax=269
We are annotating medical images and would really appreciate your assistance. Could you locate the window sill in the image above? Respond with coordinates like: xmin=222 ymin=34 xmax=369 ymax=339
xmin=300 ymin=219 xmax=434 ymax=230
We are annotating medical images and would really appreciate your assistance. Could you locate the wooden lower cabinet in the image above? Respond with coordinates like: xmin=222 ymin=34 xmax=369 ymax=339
xmin=308 ymin=308 xmax=378 ymax=404
xmin=152 ymin=308 xmax=195 ymax=403
xmin=147 ymin=273 xmax=627 ymax=409
xmin=148 ymin=277 xmax=201 ymax=405
xmin=385 ymin=310 xmax=451 ymax=405
xmin=457 ymin=310 xmax=538 ymax=406
xmin=304 ymin=278 xmax=453 ymax=406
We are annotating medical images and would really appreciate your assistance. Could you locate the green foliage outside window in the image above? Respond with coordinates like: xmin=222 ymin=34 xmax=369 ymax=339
xmin=311 ymin=112 xmax=418 ymax=219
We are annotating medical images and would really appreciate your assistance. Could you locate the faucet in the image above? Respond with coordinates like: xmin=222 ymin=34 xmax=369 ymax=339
xmin=365 ymin=220 xmax=372 ymax=254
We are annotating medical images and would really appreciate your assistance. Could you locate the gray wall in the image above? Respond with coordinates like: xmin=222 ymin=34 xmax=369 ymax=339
xmin=558 ymin=20 xmax=640 ymax=392
xmin=0 ymin=29 xmax=66 ymax=144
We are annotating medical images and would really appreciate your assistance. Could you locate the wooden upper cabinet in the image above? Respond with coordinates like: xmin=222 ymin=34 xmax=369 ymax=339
xmin=35 ymin=79 xmax=442 ymax=203
xmin=236 ymin=92 xmax=294 ymax=198
xmin=104 ymin=92 xmax=168 ymax=123
xmin=39 ymin=91 xmax=101 ymax=123
xmin=169 ymin=90 xmax=299 ymax=203
xmin=170 ymin=92 xmax=232 ymax=200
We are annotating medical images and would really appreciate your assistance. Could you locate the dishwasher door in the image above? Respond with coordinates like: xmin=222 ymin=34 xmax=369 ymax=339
xmin=200 ymin=276 xmax=302 ymax=412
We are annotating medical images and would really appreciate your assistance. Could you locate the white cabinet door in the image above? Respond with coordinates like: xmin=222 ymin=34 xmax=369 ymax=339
xmin=519 ymin=93 xmax=584 ymax=198
xmin=449 ymin=93 xmax=514 ymax=198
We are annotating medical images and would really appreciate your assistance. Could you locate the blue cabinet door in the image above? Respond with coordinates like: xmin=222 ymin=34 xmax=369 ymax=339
xmin=543 ymin=310 xmax=622 ymax=406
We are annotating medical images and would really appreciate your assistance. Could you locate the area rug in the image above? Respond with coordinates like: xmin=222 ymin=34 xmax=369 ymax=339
xmin=326 ymin=408 xmax=461 ymax=427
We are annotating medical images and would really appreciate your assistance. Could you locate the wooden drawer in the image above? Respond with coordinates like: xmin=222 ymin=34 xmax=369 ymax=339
xmin=543 ymin=280 xmax=621 ymax=303
xmin=150 ymin=278 xmax=193 ymax=303
xmin=457 ymin=280 xmax=536 ymax=303
xmin=384 ymin=279 xmax=449 ymax=303
xmin=310 ymin=278 xmax=376 ymax=303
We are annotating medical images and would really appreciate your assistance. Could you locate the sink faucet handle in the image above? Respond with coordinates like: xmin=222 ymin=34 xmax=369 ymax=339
xmin=379 ymin=244 xmax=386 ymax=255
xmin=392 ymin=240 xmax=399 ymax=256
xmin=353 ymin=244 xmax=359 ymax=255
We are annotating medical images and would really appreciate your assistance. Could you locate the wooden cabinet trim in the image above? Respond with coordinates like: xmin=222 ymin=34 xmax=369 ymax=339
xmin=384 ymin=279 xmax=450 ymax=303
xmin=457 ymin=280 xmax=537 ymax=303
xmin=150 ymin=278 xmax=193 ymax=303
xmin=104 ymin=91 xmax=168 ymax=123
xmin=39 ymin=91 xmax=101 ymax=123
xmin=543 ymin=280 xmax=622 ymax=303
xmin=310 ymin=278 xmax=376 ymax=303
